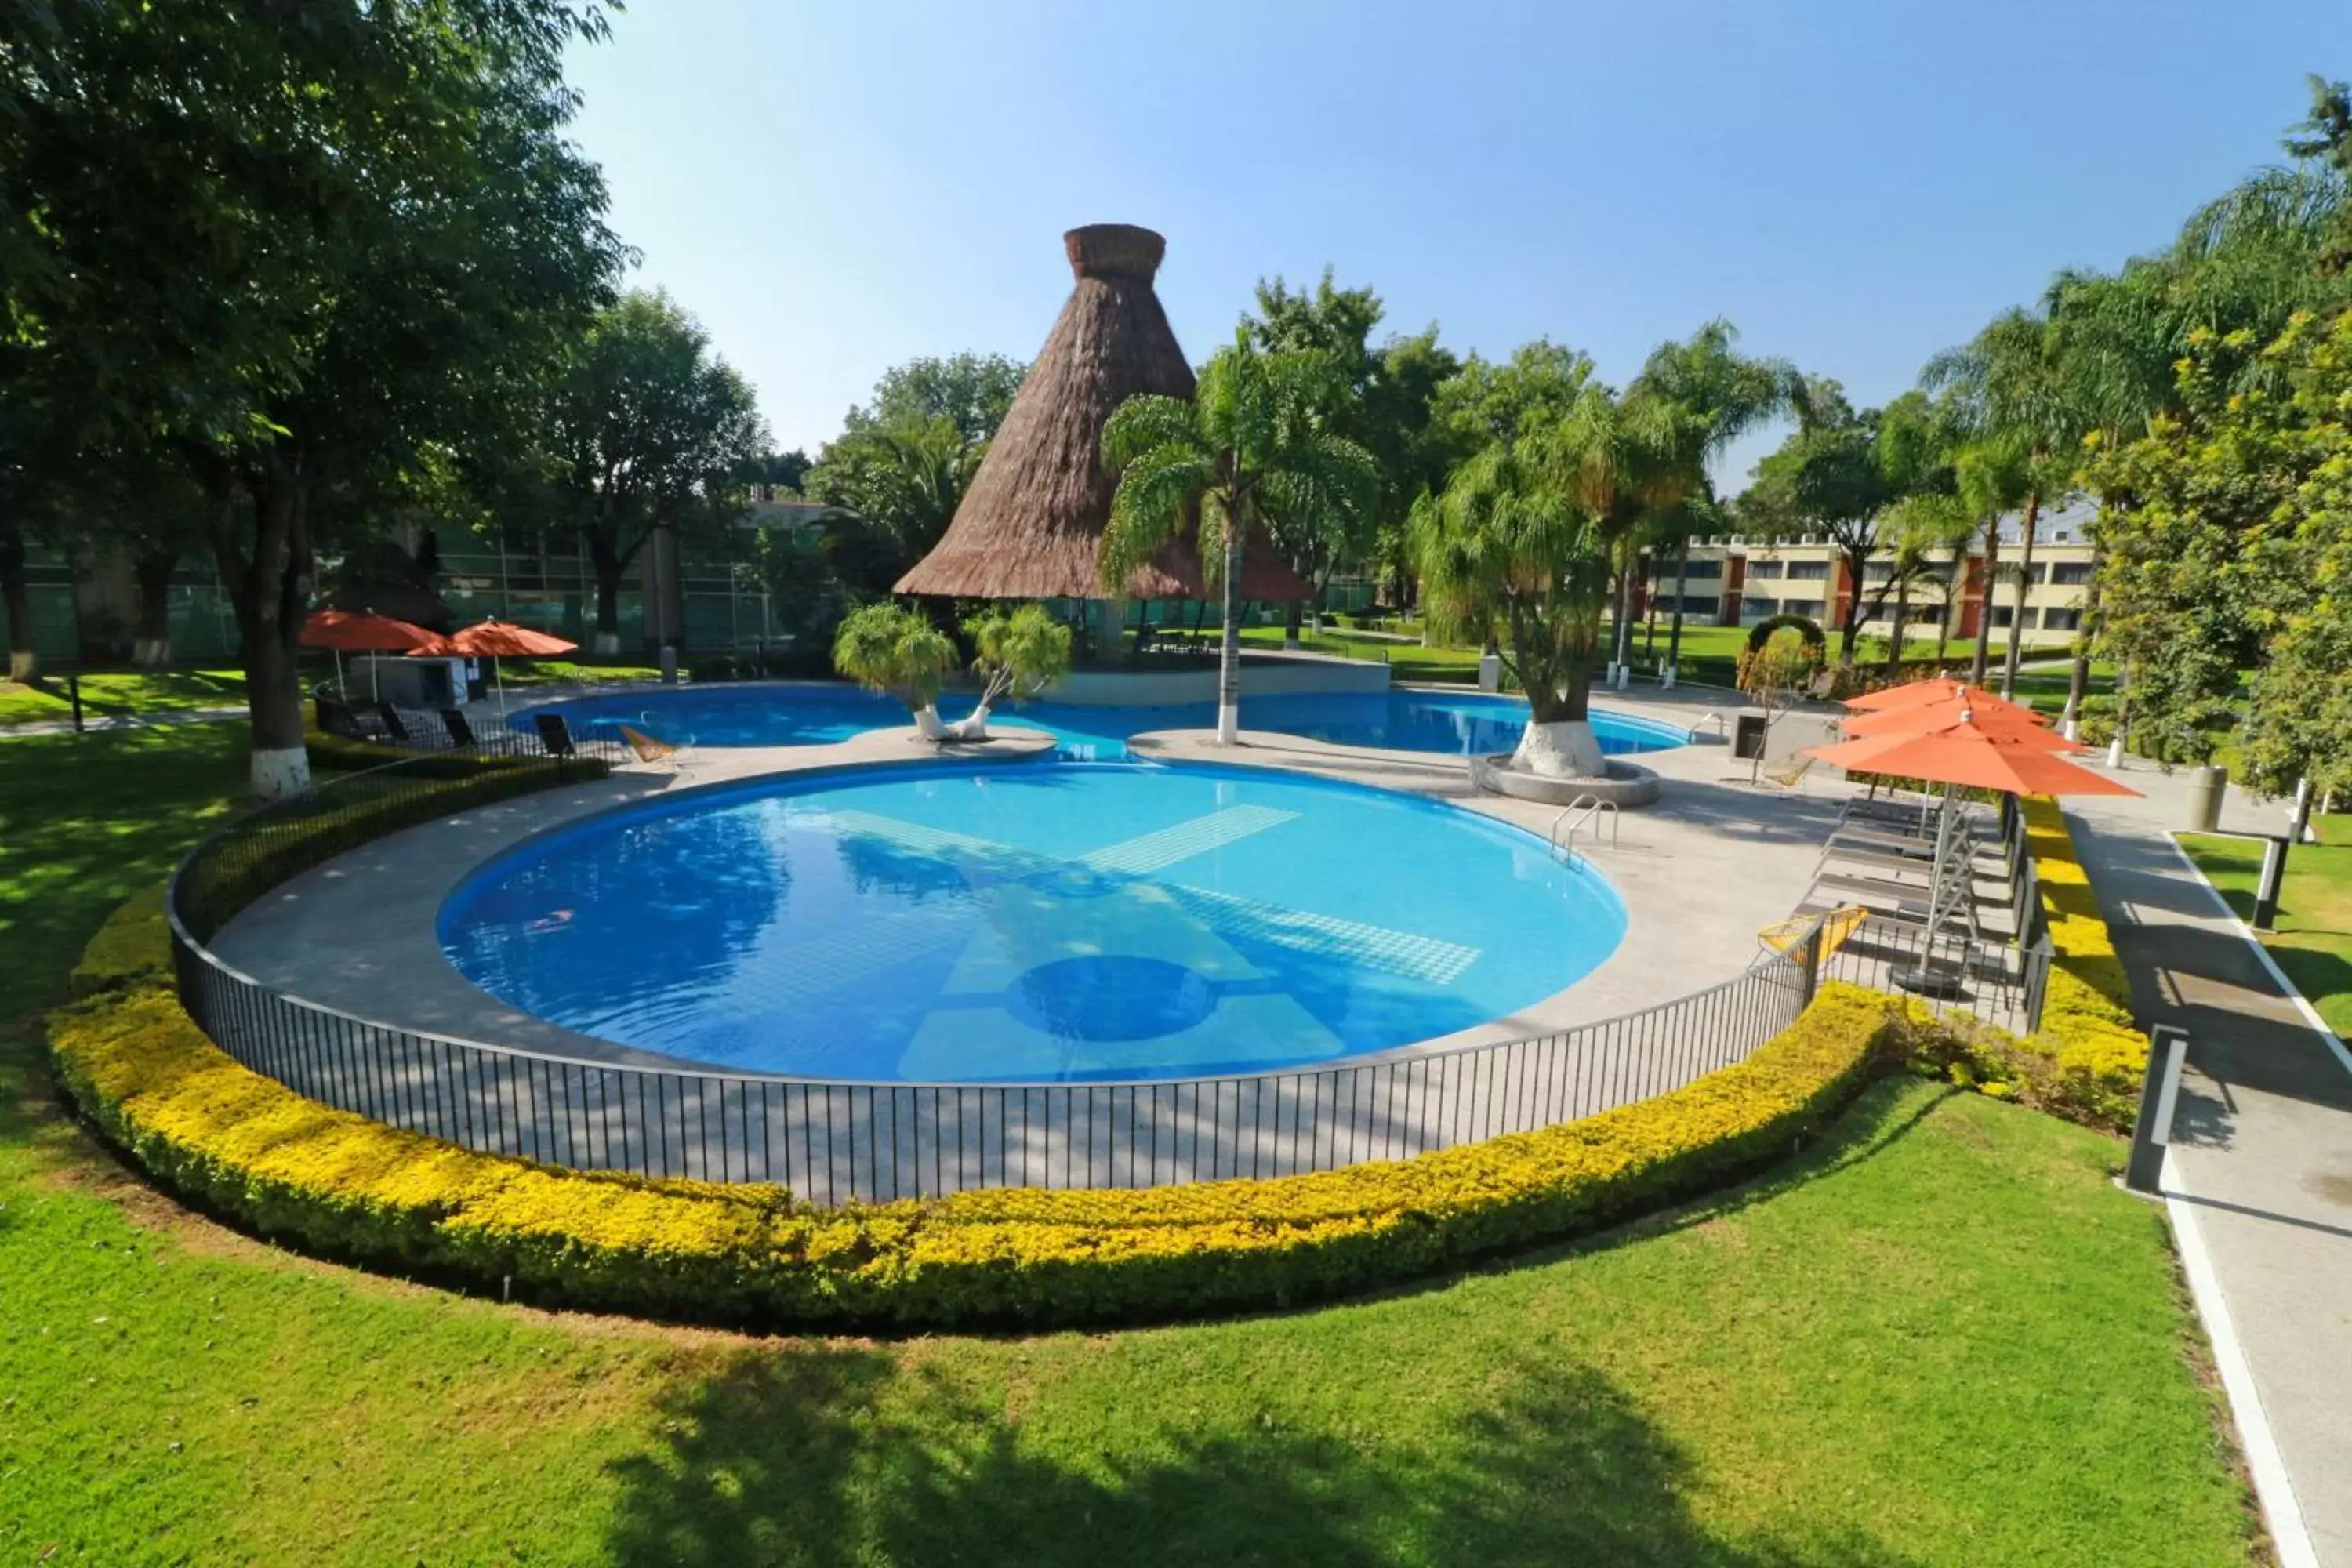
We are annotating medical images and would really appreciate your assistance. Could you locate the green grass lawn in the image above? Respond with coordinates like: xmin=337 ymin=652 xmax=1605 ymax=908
xmin=2180 ymin=828 xmax=2352 ymax=1036
xmin=0 ymin=728 xmax=2260 ymax=1565
xmin=0 ymin=657 xmax=670 ymax=728
xmin=0 ymin=666 xmax=250 ymax=725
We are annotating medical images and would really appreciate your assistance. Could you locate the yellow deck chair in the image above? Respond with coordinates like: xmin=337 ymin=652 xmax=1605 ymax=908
xmin=1756 ymin=905 xmax=1869 ymax=960
xmin=617 ymin=724 xmax=695 ymax=775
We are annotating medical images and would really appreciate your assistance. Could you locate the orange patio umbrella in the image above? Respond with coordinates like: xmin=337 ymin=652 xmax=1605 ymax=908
xmin=1844 ymin=678 xmax=2048 ymax=722
xmin=1840 ymin=698 xmax=2085 ymax=748
xmin=299 ymin=608 xmax=441 ymax=700
xmin=1806 ymin=723 xmax=2136 ymax=794
xmin=413 ymin=619 xmax=579 ymax=715
xmin=1806 ymin=716 xmax=2137 ymax=982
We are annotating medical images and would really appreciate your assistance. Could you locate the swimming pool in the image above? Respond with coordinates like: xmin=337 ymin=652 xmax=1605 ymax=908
xmin=438 ymin=760 xmax=1627 ymax=1082
xmin=515 ymin=684 xmax=1690 ymax=760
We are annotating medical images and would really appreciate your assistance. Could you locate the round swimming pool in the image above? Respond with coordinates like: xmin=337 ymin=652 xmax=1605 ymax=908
xmin=438 ymin=760 xmax=1627 ymax=1082
xmin=514 ymin=684 xmax=1690 ymax=760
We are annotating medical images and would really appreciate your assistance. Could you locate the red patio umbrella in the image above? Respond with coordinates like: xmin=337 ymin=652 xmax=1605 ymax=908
xmin=413 ymin=619 xmax=579 ymax=715
xmin=299 ymin=608 xmax=440 ymax=699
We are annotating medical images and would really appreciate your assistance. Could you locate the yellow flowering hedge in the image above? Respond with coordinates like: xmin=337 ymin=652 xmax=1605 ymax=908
xmin=51 ymin=897 xmax=1904 ymax=1329
xmin=304 ymin=724 xmax=544 ymax=775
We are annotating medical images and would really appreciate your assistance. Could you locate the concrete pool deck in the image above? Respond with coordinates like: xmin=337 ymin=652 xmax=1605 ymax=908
xmin=210 ymin=683 xmax=1875 ymax=1074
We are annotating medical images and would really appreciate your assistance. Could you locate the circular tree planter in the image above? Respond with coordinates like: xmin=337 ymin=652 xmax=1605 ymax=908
xmin=1468 ymin=754 xmax=1662 ymax=808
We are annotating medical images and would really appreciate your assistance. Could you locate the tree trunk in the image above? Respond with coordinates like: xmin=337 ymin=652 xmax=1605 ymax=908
xmin=1838 ymin=552 xmax=1865 ymax=666
xmin=2061 ymin=537 xmax=2106 ymax=737
xmin=2001 ymin=490 xmax=2040 ymax=698
xmin=590 ymin=523 xmax=625 ymax=657
xmin=1969 ymin=517 xmax=1999 ymax=686
xmin=132 ymin=549 xmax=177 ymax=668
xmin=1283 ymin=593 xmax=1305 ymax=650
xmin=1886 ymin=577 xmax=1909 ymax=677
xmin=1216 ymin=510 xmax=1245 ymax=745
xmin=0 ymin=518 xmax=34 ymax=682
xmin=1508 ymin=632 xmax=1602 ymax=777
xmin=1610 ymin=558 xmax=1635 ymax=674
xmin=214 ymin=450 xmax=315 ymax=799
xmin=1666 ymin=535 xmax=1691 ymax=680
xmin=1641 ymin=554 xmax=1659 ymax=661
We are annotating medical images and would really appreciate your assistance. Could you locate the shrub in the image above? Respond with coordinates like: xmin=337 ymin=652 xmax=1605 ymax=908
xmin=53 ymin=894 xmax=1905 ymax=1330
xmin=304 ymin=725 xmax=543 ymax=776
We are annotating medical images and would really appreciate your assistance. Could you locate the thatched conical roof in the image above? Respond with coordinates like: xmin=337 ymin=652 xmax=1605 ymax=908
xmin=895 ymin=223 xmax=1310 ymax=602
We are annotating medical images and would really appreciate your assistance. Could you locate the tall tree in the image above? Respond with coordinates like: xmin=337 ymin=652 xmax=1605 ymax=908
xmin=1738 ymin=380 xmax=1896 ymax=666
xmin=1410 ymin=366 xmax=1632 ymax=779
xmin=1625 ymin=321 xmax=1796 ymax=677
xmin=1244 ymin=269 xmax=1457 ymax=637
xmin=841 ymin=352 xmax=1026 ymax=445
xmin=546 ymin=289 xmax=768 ymax=652
xmin=804 ymin=413 xmax=985 ymax=595
xmin=1921 ymin=308 xmax=2088 ymax=696
xmin=1100 ymin=332 xmax=1378 ymax=745
xmin=2 ymin=0 xmax=626 ymax=795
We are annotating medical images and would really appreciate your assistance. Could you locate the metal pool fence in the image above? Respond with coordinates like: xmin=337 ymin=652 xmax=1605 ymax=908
xmin=163 ymin=761 xmax=2064 ymax=1206
xmin=159 ymin=754 xmax=1867 ymax=1203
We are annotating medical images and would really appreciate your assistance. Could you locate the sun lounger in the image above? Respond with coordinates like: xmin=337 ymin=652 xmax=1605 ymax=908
xmin=439 ymin=707 xmax=477 ymax=750
xmin=532 ymin=713 xmax=578 ymax=760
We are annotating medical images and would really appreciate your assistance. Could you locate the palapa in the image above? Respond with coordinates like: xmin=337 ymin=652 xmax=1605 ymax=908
xmin=895 ymin=223 xmax=1311 ymax=602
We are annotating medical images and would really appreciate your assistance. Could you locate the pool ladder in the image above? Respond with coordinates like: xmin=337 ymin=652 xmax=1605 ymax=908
xmin=1547 ymin=795 xmax=1621 ymax=867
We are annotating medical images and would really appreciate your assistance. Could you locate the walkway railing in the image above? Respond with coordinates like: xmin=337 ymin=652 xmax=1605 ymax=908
xmin=163 ymin=756 xmax=1828 ymax=1205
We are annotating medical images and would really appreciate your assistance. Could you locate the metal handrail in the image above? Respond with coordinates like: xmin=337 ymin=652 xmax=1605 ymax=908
xmin=1546 ymin=794 xmax=1621 ymax=863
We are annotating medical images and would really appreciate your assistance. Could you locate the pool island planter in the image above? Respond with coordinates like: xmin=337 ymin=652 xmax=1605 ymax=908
xmin=52 ymin=887 xmax=1903 ymax=1328
xmin=1469 ymin=753 xmax=1664 ymax=809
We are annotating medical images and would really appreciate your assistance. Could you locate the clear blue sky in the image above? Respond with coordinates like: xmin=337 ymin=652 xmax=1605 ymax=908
xmin=564 ymin=0 xmax=2347 ymax=485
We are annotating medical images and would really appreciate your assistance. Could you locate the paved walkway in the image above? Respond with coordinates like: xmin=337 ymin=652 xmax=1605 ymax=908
xmin=2063 ymin=771 xmax=2352 ymax=1568
xmin=0 ymin=704 xmax=247 ymax=738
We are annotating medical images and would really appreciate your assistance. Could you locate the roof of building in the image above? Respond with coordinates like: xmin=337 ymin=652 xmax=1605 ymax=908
xmin=894 ymin=224 xmax=1310 ymax=602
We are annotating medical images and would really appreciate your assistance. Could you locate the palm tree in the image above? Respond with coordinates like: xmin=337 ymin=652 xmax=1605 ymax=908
xmin=833 ymin=601 xmax=958 ymax=735
xmin=1876 ymin=492 xmax=1977 ymax=676
xmin=1410 ymin=397 xmax=1628 ymax=778
xmin=1922 ymin=307 xmax=2086 ymax=698
xmin=1952 ymin=433 xmax=2031 ymax=685
xmin=1101 ymin=332 xmax=1379 ymax=745
xmin=1626 ymin=321 xmax=1797 ymax=680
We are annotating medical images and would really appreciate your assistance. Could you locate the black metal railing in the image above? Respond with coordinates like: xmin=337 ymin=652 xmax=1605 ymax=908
xmin=1819 ymin=917 xmax=2053 ymax=1037
xmin=163 ymin=756 xmax=1831 ymax=1204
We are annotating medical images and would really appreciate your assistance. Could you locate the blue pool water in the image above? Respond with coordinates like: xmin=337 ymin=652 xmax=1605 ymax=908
xmin=439 ymin=761 xmax=1627 ymax=1082
xmin=515 ymin=684 xmax=1690 ymax=760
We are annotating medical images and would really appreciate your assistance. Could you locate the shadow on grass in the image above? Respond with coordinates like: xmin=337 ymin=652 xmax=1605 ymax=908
xmin=0 ymin=724 xmax=249 ymax=1159
xmin=602 ymin=1345 xmax=1912 ymax=1568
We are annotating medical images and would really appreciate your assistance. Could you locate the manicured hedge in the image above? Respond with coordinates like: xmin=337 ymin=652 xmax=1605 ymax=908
xmin=53 ymin=895 xmax=1905 ymax=1330
xmin=175 ymin=756 xmax=606 ymax=942
xmin=305 ymin=724 xmax=540 ymax=775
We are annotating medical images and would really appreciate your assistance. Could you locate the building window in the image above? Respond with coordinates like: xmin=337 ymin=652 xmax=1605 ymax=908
xmin=1748 ymin=559 xmax=1784 ymax=578
xmin=1742 ymin=597 xmax=1779 ymax=619
xmin=2049 ymin=561 xmax=2092 ymax=586
xmin=1991 ymin=605 xmax=2040 ymax=630
xmin=2042 ymin=608 xmax=2082 ymax=632
xmin=1676 ymin=557 xmax=1724 ymax=580
xmin=1780 ymin=599 xmax=1824 ymax=620
xmin=1785 ymin=561 xmax=1829 ymax=582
